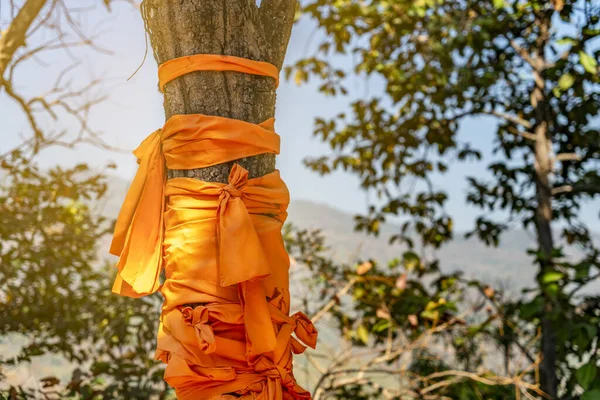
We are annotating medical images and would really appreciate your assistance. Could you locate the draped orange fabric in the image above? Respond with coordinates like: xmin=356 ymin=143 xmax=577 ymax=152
xmin=109 ymin=55 xmax=317 ymax=399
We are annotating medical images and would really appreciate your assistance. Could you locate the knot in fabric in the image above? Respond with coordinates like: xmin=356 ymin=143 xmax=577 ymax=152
xmin=215 ymin=164 xmax=271 ymax=286
xmin=223 ymin=183 xmax=243 ymax=198
xmin=218 ymin=165 xmax=248 ymax=212
xmin=239 ymin=358 xmax=307 ymax=400
xmin=265 ymin=365 xmax=295 ymax=390
xmin=109 ymin=116 xmax=281 ymax=298
xmin=291 ymin=312 xmax=318 ymax=351
xmin=181 ymin=305 xmax=216 ymax=354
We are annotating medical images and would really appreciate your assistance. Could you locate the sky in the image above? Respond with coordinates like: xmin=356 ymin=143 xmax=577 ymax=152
xmin=0 ymin=0 xmax=597 ymax=233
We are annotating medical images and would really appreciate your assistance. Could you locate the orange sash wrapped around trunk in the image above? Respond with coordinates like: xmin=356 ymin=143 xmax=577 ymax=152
xmin=109 ymin=54 xmax=317 ymax=399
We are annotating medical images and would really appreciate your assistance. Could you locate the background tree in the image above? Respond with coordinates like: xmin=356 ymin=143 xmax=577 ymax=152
xmin=288 ymin=0 xmax=600 ymax=399
xmin=286 ymin=223 xmax=544 ymax=400
xmin=0 ymin=1 xmax=169 ymax=398
xmin=0 ymin=0 xmax=129 ymax=156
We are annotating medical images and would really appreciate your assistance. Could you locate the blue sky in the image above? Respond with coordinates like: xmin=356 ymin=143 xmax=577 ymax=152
xmin=0 ymin=1 xmax=597 ymax=232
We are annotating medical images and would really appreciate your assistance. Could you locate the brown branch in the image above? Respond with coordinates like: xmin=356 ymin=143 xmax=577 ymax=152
xmin=552 ymin=185 xmax=572 ymax=196
xmin=451 ymin=110 xmax=535 ymax=138
xmin=506 ymin=125 xmax=538 ymax=141
xmin=420 ymin=362 xmax=549 ymax=399
xmin=0 ymin=0 xmax=47 ymax=79
xmin=57 ymin=0 xmax=113 ymax=55
xmin=1 ymin=0 xmax=133 ymax=160
xmin=554 ymin=153 xmax=581 ymax=162
xmin=310 ymin=277 xmax=357 ymax=324
xmin=510 ymin=39 xmax=537 ymax=70
xmin=568 ymin=271 xmax=600 ymax=298
xmin=25 ymin=0 xmax=58 ymax=38
xmin=552 ymin=182 xmax=600 ymax=196
xmin=0 ymin=77 xmax=44 ymax=140
xmin=482 ymin=110 xmax=533 ymax=130
xmin=473 ymin=284 xmax=537 ymax=364
xmin=312 ymin=314 xmax=467 ymax=399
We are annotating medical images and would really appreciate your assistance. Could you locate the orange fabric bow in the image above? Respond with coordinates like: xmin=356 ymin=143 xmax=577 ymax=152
xmin=109 ymin=54 xmax=317 ymax=399
xmin=181 ymin=306 xmax=217 ymax=354
xmin=110 ymin=114 xmax=280 ymax=297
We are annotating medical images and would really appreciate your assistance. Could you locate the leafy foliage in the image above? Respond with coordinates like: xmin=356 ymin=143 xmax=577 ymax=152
xmin=285 ymin=224 xmax=538 ymax=399
xmin=0 ymin=150 xmax=170 ymax=399
xmin=288 ymin=0 xmax=600 ymax=398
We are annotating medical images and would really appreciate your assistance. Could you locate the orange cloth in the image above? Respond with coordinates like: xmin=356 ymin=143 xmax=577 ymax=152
xmin=109 ymin=54 xmax=316 ymax=399
xmin=159 ymin=54 xmax=280 ymax=91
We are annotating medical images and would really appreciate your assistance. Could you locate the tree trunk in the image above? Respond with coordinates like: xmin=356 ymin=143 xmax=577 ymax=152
xmin=531 ymin=9 xmax=558 ymax=400
xmin=141 ymin=0 xmax=296 ymax=183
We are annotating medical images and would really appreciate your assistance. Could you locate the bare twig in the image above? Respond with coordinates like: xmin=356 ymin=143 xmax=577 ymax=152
xmin=0 ymin=0 xmax=47 ymax=79
xmin=310 ymin=277 xmax=358 ymax=324
xmin=510 ymin=39 xmax=537 ymax=70
xmin=1 ymin=0 xmax=131 ymax=159
xmin=554 ymin=153 xmax=581 ymax=162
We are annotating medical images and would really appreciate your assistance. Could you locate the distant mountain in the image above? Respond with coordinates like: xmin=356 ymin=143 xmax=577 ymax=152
xmin=288 ymin=199 xmax=536 ymax=287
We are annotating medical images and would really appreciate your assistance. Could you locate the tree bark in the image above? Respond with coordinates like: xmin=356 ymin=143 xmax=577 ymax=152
xmin=531 ymin=9 xmax=558 ymax=400
xmin=141 ymin=0 xmax=296 ymax=183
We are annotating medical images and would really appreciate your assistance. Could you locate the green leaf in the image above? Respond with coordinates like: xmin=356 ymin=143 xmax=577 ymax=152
xmin=294 ymin=69 xmax=308 ymax=85
xmin=541 ymin=271 xmax=564 ymax=284
xmin=519 ymin=297 xmax=543 ymax=320
xmin=421 ymin=309 xmax=439 ymax=321
xmin=582 ymin=389 xmax=600 ymax=400
xmin=354 ymin=286 xmax=365 ymax=299
xmin=577 ymin=363 xmax=598 ymax=390
xmin=583 ymin=324 xmax=598 ymax=341
xmin=558 ymin=73 xmax=575 ymax=90
xmin=545 ymin=283 xmax=560 ymax=296
xmin=493 ymin=0 xmax=505 ymax=8
xmin=576 ymin=262 xmax=592 ymax=279
xmin=92 ymin=361 xmax=111 ymax=375
xmin=553 ymin=86 xmax=562 ymax=98
xmin=357 ymin=324 xmax=369 ymax=344
xmin=556 ymin=37 xmax=576 ymax=45
xmin=373 ymin=319 xmax=391 ymax=333
xmin=580 ymin=51 xmax=598 ymax=74
xmin=403 ymin=251 xmax=420 ymax=271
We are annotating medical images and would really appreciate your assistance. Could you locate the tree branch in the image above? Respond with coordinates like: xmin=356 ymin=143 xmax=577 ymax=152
xmin=552 ymin=182 xmax=600 ymax=196
xmin=310 ymin=277 xmax=357 ymax=324
xmin=568 ymin=271 xmax=600 ymax=298
xmin=510 ymin=39 xmax=536 ymax=70
xmin=483 ymin=110 xmax=533 ymax=130
xmin=0 ymin=0 xmax=47 ymax=80
xmin=554 ymin=153 xmax=581 ymax=162
xmin=452 ymin=109 xmax=534 ymax=134
xmin=505 ymin=125 xmax=538 ymax=141
xmin=0 ymin=77 xmax=44 ymax=140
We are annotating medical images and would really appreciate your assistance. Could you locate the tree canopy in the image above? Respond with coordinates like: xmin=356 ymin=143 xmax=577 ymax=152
xmin=288 ymin=0 xmax=600 ymax=398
